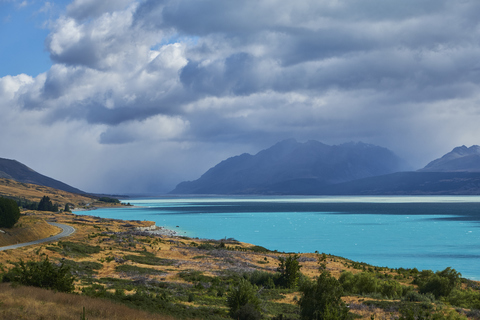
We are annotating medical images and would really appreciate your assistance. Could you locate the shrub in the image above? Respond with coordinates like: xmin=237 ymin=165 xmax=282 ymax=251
xmin=227 ymin=279 xmax=262 ymax=319
xmin=414 ymin=267 xmax=461 ymax=299
xmin=298 ymin=271 xmax=349 ymax=320
xmin=47 ymin=241 xmax=102 ymax=257
xmin=244 ymin=270 xmax=278 ymax=289
xmin=123 ymin=252 xmax=173 ymax=266
xmin=402 ymin=291 xmax=435 ymax=303
xmin=446 ymin=288 xmax=480 ymax=309
xmin=0 ymin=197 xmax=20 ymax=228
xmin=233 ymin=303 xmax=262 ymax=320
xmin=339 ymin=270 xmax=407 ymax=298
xmin=2 ymin=257 xmax=75 ymax=293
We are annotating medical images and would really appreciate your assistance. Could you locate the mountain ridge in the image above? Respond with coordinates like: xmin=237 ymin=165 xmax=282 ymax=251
xmin=419 ymin=145 xmax=480 ymax=172
xmin=171 ymin=139 xmax=410 ymax=194
xmin=0 ymin=157 xmax=85 ymax=194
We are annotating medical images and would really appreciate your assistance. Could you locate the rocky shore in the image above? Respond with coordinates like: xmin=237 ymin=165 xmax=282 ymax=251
xmin=135 ymin=224 xmax=180 ymax=237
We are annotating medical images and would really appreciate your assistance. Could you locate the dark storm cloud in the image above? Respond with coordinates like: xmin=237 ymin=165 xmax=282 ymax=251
xmin=180 ymin=52 xmax=260 ymax=96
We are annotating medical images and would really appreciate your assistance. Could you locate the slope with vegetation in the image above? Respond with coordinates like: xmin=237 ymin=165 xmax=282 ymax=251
xmin=0 ymin=183 xmax=479 ymax=319
xmin=0 ymin=157 xmax=85 ymax=194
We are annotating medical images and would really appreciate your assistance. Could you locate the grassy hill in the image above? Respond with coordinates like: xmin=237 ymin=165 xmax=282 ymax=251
xmin=0 ymin=178 xmax=121 ymax=246
xmin=0 ymin=181 xmax=479 ymax=319
xmin=0 ymin=177 xmax=92 ymax=208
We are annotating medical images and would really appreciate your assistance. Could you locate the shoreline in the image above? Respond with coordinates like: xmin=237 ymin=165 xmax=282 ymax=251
xmin=72 ymin=208 xmax=182 ymax=238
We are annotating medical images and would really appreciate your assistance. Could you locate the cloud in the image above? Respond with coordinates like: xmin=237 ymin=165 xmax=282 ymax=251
xmin=99 ymin=115 xmax=190 ymax=144
xmin=66 ymin=0 xmax=133 ymax=21
xmin=1 ymin=0 xmax=480 ymax=193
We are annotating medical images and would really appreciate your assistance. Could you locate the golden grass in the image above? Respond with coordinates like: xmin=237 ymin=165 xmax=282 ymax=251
xmin=0 ymin=216 xmax=60 ymax=247
xmin=0 ymin=283 xmax=175 ymax=320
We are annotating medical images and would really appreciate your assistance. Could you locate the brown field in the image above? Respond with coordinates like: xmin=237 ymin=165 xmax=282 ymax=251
xmin=0 ymin=283 xmax=175 ymax=320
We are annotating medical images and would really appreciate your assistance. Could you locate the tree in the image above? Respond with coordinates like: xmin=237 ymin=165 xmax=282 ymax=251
xmin=277 ymin=254 xmax=302 ymax=289
xmin=0 ymin=197 xmax=21 ymax=228
xmin=227 ymin=279 xmax=262 ymax=320
xmin=64 ymin=203 xmax=71 ymax=212
xmin=37 ymin=196 xmax=58 ymax=212
xmin=298 ymin=271 xmax=349 ymax=320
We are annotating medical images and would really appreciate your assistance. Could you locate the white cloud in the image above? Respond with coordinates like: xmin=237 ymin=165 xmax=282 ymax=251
xmin=99 ymin=115 xmax=190 ymax=144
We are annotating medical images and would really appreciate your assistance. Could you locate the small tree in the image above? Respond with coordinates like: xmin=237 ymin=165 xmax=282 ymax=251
xmin=277 ymin=254 xmax=302 ymax=289
xmin=298 ymin=271 xmax=349 ymax=320
xmin=64 ymin=203 xmax=71 ymax=212
xmin=0 ymin=197 xmax=21 ymax=228
xmin=227 ymin=279 xmax=262 ymax=320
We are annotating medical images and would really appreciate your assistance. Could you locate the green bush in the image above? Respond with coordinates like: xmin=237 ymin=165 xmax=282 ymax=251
xmin=124 ymin=252 xmax=174 ymax=266
xmin=61 ymin=259 xmax=103 ymax=276
xmin=244 ymin=270 xmax=278 ymax=289
xmin=115 ymin=264 xmax=164 ymax=275
xmin=339 ymin=271 xmax=407 ymax=299
xmin=402 ymin=291 xmax=435 ymax=303
xmin=446 ymin=288 xmax=480 ymax=309
xmin=227 ymin=279 xmax=262 ymax=319
xmin=47 ymin=241 xmax=102 ymax=257
xmin=0 ymin=197 xmax=20 ymax=228
xmin=2 ymin=257 xmax=75 ymax=292
xmin=298 ymin=271 xmax=349 ymax=320
xmin=414 ymin=267 xmax=461 ymax=299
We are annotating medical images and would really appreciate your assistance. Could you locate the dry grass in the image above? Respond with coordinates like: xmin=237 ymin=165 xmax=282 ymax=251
xmin=0 ymin=216 xmax=60 ymax=247
xmin=0 ymin=283 xmax=175 ymax=320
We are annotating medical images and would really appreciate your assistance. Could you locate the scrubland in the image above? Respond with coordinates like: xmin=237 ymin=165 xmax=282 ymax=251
xmin=1 ymin=180 xmax=479 ymax=320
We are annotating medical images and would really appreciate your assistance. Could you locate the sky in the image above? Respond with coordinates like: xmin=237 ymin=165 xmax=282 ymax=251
xmin=1 ymin=0 xmax=480 ymax=194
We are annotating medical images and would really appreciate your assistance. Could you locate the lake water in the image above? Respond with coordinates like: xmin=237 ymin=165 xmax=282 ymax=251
xmin=75 ymin=196 xmax=480 ymax=280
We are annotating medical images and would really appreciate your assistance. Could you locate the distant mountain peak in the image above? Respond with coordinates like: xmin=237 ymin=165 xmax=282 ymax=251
xmin=451 ymin=145 xmax=480 ymax=155
xmin=420 ymin=145 xmax=480 ymax=172
xmin=170 ymin=139 xmax=409 ymax=195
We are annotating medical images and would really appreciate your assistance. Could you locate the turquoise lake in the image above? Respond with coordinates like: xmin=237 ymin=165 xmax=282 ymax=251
xmin=75 ymin=196 xmax=480 ymax=280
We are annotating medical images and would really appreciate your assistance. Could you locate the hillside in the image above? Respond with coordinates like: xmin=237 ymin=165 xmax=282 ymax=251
xmin=0 ymin=178 xmax=92 ymax=208
xmin=171 ymin=139 xmax=410 ymax=194
xmin=1 ymin=183 xmax=479 ymax=319
xmin=0 ymin=157 xmax=85 ymax=194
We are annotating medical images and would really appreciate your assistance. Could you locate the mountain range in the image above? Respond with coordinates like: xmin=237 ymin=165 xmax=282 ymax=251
xmin=3 ymin=141 xmax=480 ymax=195
xmin=171 ymin=141 xmax=480 ymax=195
xmin=0 ymin=158 xmax=84 ymax=194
